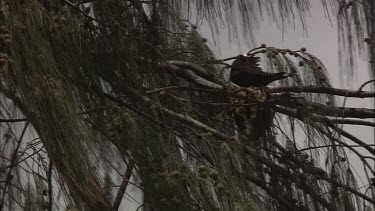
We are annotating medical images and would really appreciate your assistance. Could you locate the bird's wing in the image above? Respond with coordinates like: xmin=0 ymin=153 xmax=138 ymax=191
xmin=231 ymin=55 xmax=262 ymax=71
xmin=230 ymin=66 xmax=264 ymax=77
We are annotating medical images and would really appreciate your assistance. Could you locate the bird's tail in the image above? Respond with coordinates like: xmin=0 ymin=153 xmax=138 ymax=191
xmin=269 ymin=72 xmax=290 ymax=81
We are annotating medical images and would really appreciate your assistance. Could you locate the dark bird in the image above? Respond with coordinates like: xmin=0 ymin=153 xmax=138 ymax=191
xmin=230 ymin=54 xmax=289 ymax=87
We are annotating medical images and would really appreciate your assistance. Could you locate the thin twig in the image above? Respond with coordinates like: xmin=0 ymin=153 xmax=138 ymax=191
xmin=326 ymin=121 xmax=375 ymax=155
xmin=274 ymin=105 xmax=375 ymax=155
xmin=275 ymin=105 xmax=375 ymax=175
xmin=358 ymin=79 xmax=375 ymax=91
xmin=0 ymin=122 xmax=29 ymax=210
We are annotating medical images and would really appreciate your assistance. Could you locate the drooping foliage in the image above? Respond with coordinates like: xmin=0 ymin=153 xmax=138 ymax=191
xmin=0 ymin=0 xmax=373 ymax=211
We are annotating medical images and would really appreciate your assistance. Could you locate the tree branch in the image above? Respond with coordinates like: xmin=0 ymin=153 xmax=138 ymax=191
xmin=159 ymin=63 xmax=222 ymax=89
xmin=295 ymin=144 xmax=375 ymax=153
xmin=169 ymin=61 xmax=224 ymax=85
xmin=329 ymin=118 xmax=375 ymax=127
xmin=0 ymin=118 xmax=27 ymax=123
xmin=275 ymin=97 xmax=375 ymax=119
xmin=268 ymin=85 xmax=375 ymax=98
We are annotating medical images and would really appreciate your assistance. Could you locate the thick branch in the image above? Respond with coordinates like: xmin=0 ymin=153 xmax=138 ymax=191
xmin=305 ymin=101 xmax=375 ymax=119
xmin=295 ymin=144 xmax=375 ymax=153
xmin=133 ymin=57 xmax=224 ymax=89
xmin=268 ymin=85 xmax=375 ymax=98
xmin=329 ymin=118 xmax=375 ymax=127
xmin=275 ymin=97 xmax=375 ymax=119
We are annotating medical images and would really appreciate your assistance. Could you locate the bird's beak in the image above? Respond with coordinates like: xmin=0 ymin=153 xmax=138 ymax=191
xmin=284 ymin=73 xmax=293 ymax=77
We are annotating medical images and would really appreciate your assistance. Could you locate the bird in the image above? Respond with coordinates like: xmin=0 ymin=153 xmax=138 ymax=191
xmin=230 ymin=54 xmax=289 ymax=87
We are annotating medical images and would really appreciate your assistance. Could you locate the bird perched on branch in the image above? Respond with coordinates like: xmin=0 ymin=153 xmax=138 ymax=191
xmin=230 ymin=54 xmax=290 ymax=87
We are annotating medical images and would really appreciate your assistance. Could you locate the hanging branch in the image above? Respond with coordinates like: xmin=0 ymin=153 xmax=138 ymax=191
xmin=47 ymin=161 xmax=53 ymax=211
xmin=113 ymin=160 xmax=135 ymax=211
xmin=243 ymin=145 xmax=375 ymax=206
xmin=273 ymin=105 xmax=375 ymax=157
xmin=242 ymin=146 xmax=336 ymax=211
xmin=246 ymin=176 xmax=300 ymax=211
xmin=324 ymin=119 xmax=375 ymax=156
